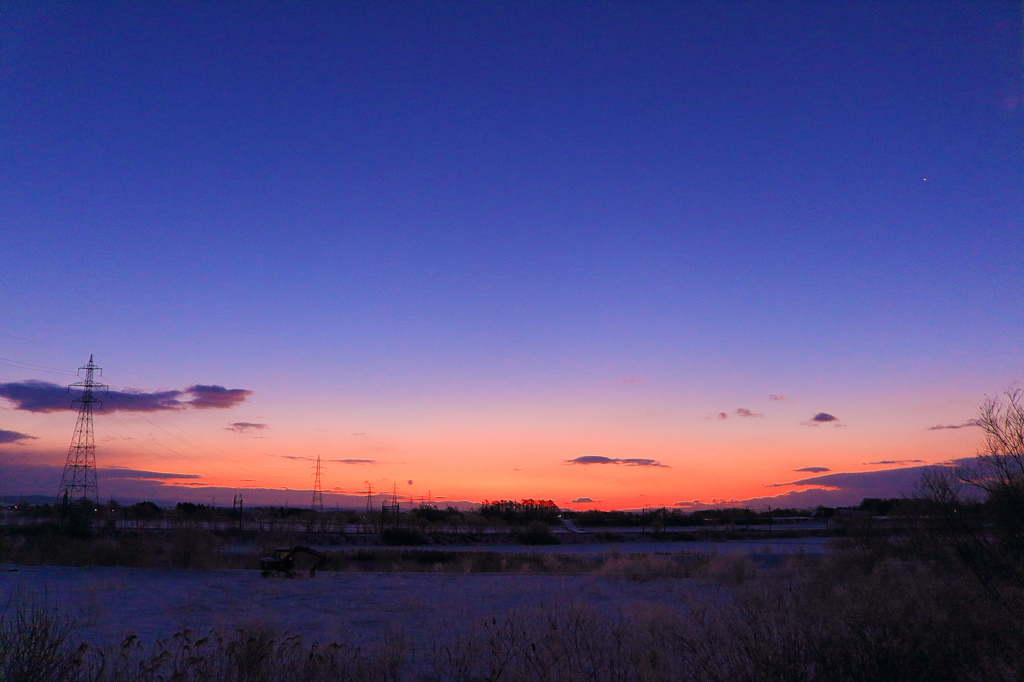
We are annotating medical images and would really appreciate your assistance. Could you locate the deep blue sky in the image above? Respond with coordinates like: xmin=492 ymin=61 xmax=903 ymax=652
xmin=0 ymin=1 xmax=1021 ymax=508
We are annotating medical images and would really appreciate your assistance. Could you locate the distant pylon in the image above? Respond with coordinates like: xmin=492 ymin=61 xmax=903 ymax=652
xmin=311 ymin=454 xmax=324 ymax=512
xmin=57 ymin=355 xmax=108 ymax=507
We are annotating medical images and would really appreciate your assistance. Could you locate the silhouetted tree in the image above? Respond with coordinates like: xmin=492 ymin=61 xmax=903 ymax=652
xmin=479 ymin=499 xmax=560 ymax=526
xmin=920 ymin=389 xmax=1024 ymax=588
xmin=960 ymin=389 xmax=1024 ymax=565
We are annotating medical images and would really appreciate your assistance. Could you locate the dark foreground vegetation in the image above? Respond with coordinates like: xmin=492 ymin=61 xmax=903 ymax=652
xmin=0 ymin=522 xmax=817 ymax=573
xmin=1 ymin=496 xmax=821 ymax=539
xmin=2 ymin=540 xmax=1023 ymax=681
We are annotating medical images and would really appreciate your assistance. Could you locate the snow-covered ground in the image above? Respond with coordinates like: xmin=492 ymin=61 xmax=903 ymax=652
xmin=0 ymin=538 xmax=824 ymax=651
xmin=1 ymin=566 xmax=701 ymax=648
xmin=399 ymin=536 xmax=828 ymax=556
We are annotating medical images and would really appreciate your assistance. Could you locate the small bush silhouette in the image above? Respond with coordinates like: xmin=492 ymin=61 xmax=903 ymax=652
xmin=380 ymin=528 xmax=428 ymax=546
xmin=517 ymin=520 xmax=560 ymax=545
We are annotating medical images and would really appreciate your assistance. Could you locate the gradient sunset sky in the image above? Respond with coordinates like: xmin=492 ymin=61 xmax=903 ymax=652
xmin=1 ymin=1 xmax=1021 ymax=510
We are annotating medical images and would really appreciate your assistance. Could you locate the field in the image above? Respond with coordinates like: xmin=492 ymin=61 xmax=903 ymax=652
xmin=2 ymin=562 xmax=723 ymax=652
xmin=1 ymin=527 xmax=1022 ymax=681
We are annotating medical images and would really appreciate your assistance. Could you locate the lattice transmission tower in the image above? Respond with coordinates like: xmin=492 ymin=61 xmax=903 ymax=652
xmin=57 ymin=355 xmax=107 ymax=507
xmin=311 ymin=454 xmax=325 ymax=512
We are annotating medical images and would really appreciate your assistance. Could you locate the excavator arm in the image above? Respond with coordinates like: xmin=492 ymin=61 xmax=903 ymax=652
xmin=260 ymin=545 xmax=329 ymax=577
xmin=282 ymin=546 xmax=329 ymax=577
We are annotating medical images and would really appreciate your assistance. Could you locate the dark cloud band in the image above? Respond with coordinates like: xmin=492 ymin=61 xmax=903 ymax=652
xmin=186 ymin=385 xmax=252 ymax=409
xmin=0 ymin=429 xmax=36 ymax=445
xmin=102 ymin=468 xmax=202 ymax=480
xmin=226 ymin=422 xmax=268 ymax=433
xmin=863 ymin=459 xmax=925 ymax=466
xmin=0 ymin=380 xmax=251 ymax=413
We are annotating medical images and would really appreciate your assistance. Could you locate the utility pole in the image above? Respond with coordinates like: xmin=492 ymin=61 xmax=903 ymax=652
xmin=311 ymin=454 xmax=324 ymax=512
xmin=233 ymin=493 xmax=244 ymax=531
xmin=382 ymin=482 xmax=400 ymax=529
xmin=57 ymin=355 xmax=107 ymax=509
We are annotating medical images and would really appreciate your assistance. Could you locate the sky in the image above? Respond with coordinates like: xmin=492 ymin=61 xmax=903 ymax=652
xmin=1 ymin=1 xmax=1021 ymax=510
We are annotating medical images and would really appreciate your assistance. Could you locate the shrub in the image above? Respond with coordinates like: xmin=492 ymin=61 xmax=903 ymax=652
xmin=0 ymin=600 xmax=82 ymax=682
xmin=380 ymin=528 xmax=428 ymax=546
xmin=704 ymin=553 xmax=754 ymax=586
xmin=168 ymin=529 xmax=219 ymax=569
xmin=517 ymin=520 xmax=559 ymax=545
xmin=598 ymin=554 xmax=684 ymax=581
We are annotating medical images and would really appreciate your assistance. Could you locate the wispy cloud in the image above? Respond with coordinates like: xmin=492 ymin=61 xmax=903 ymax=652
xmin=619 ymin=378 xmax=646 ymax=385
xmin=769 ymin=394 xmax=786 ymax=401
xmin=280 ymin=455 xmax=377 ymax=464
xmin=794 ymin=466 xmax=830 ymax=473
xmin=0 ymin=380 xmax=252 ymax=413
xmin=767 ymin=460 xmax=940 ymax=492
xmin=802 ymin=412 xmax=843 ymax=427
xmin=715 ymin=407 xmax=764 ymax=420
xmin=0 ymin=429 xmax=37 ymax=445
xmin=565 ymin=456 xmax=667 ymax=467
xmin=102 ymin=468 xmax=201 ymax=480
xmin=743 ymin=459 xmax=980 ymax=509
xmin=226 ymin=422 xmax=268 ymax=433
xmin=927 ymin=420 xmax=980 ymax=430
xmin=863 ymin=459 xmax=925 ymax=466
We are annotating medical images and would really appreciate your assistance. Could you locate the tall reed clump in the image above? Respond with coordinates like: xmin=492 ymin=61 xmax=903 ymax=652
xmin=0 ymin=599 xmax=84 ymax=682
xmin=1 ymin=620 xmax=408 ymax=682
xmin=425 ymin=556 xmax=1024 ymax=681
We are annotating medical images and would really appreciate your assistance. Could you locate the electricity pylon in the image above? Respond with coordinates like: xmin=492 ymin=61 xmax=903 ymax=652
xmin=57 ymin=355 xmax=108 ymax=507
xmin=311 ymin=454 xmax=325 ymax=512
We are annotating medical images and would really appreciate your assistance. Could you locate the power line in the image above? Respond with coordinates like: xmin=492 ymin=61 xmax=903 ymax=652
xmin=103 ymin=417 xmax=203 ymax=470
xmin=139 ymin=410 xmax=275 ymax=472
xmin=105 ymin=414 xmax=214 ymax=469
xmin=105 ymin=413 xmax=258 ymax=481
xmin=0 ymin=356 xmax=78 ymax=376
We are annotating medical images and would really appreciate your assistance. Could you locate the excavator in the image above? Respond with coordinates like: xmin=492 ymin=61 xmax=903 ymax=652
xmin=259 ymin=546 xmax=329 ymax=578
